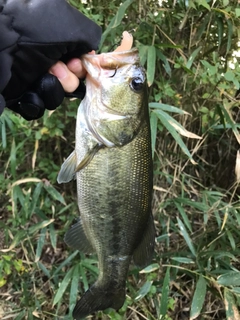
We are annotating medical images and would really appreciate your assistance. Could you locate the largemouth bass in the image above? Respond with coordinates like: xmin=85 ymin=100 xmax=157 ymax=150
xmin=57 ymin=48 xmax=155 ymax=319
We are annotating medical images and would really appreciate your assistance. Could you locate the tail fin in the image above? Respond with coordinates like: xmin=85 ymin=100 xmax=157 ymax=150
xmin=73 ymin=283 xmax=125 ymax=320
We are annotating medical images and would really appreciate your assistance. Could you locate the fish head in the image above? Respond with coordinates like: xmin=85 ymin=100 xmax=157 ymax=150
xmin=81 ymin=49 xmax=148 ymax=147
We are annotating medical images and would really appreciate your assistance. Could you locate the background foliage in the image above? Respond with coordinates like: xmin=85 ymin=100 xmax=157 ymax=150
xmin=1 ymin=0 xmax=240 ymax=319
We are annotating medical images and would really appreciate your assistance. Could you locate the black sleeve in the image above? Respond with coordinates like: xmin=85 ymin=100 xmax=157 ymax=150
xmin=0 ymin=0 xmax=101 ymax=117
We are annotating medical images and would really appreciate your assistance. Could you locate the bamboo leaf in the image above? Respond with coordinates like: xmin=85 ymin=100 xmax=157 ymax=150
xmin=153 ymin=109 xmax=197 ymax=164
xmin=168 ymin=120 xmax=202 ymax=139
xmin=186 ymin=47 xmax=202 ymax=69
xmin=44 ymin=184 xmax=66 ymax=205
xmin=217 ymin=17 xmax=224 ymax=49
xmin=198 ymin=0 xmax=210 ymax=10
xmin=174 ymin=200 xmax=193 ymax=232
xmin=217 ymin=271 xmax=240 ymax=286
xmin=158 ymin=51 xmax=171 ymax=76
xmin=190 ymin=275 xmax=207 ymax=319
xmin=100 ymin=0 xmax=134 ymax=48
xmin=147 ymin=45 xmax=156 ymax=87
xmin=226 ymin=19 xmax=233 ymax=54
xmin=150 ymin=111 xmax=158 ymax=158
xmin=139 ymin=263 xmax=159 ymax=274
xmin=171 ymin=257 xmax=195 ymax=264
xmin=135 ymin=281 xmax=153 ymax=301
xmin=149 ymin=102 xmax=190 ymax=115
xmin=224 ymin=288 xmax=240 ymax=320
xmin=177 ymin=217 xmax=196 ymax=257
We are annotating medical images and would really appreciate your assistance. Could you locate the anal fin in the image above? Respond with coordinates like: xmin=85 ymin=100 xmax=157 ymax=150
xmin=64 ymin=219 xmax=94 ymax=254
xmin=133 ymin=214 xmax=155 ymax=268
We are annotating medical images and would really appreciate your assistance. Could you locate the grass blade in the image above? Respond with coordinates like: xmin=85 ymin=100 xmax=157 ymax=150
xmin=35 ymin=227 xmax=47 ymax=262
xmin=69 ymin=265 xmax=80 ymax=314
xmin=53 ymin=267 xmax=73 ymax=306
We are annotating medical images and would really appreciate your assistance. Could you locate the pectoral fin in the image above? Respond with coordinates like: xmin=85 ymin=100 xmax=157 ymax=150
xmin=75 ymin=144 xmax=102 ymax=172
xmin=133 ymin=214 xmax=155 ymax=268
xmin=57 ymin=151 xmax=77 ymax=184
xmin=64 ymin=219 xmax=94 ymax=254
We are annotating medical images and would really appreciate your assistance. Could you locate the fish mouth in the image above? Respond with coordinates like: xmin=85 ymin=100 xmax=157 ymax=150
xmin=81 ymin=48 xmax=140 ymax=80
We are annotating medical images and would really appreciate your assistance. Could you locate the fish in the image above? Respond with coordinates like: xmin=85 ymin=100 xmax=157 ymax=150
xmin=57 ymin=48 xmax=155 ymax=319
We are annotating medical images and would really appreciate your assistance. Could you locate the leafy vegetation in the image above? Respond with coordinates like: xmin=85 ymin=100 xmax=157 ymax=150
xmin=1 ymin=0 xmax=240 ymax=319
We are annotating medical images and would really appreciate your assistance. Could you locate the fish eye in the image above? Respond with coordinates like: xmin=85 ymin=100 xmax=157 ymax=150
xmin=130 ymin=77 xmax=144 ymax=92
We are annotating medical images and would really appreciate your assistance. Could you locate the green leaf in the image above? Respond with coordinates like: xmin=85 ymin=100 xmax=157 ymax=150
xmin=0 ymin=116 xmax=7 ymax=149
xmin=147 ymin=46 xmax=156 ymax=87
xmin=160 ymin=267 xmax=170 ymax=316
xmin=37 ymin=261 xmax=51 ymax=278
xmin=14 ymin=310 xmax=26 ymax=320
xmin=139 ymin=45 xmax=149 ymax=66
xmin=28 ymin=219 xmax=54 ymax=235
xmin=171 ymin=257 xmax=195 ymax=264
xmin=224 ymin=288 xmax=240 ymax=320
xmin=52 ymin=251 xmax=79 ymax=277
xmin=149 ymin=102 xmax=189 ymax=115
xmin=80 ymin=263 xmax=90 ymax=292
xmin=153 ymin=109 xmax=196 ymax=163
xmin=177 ymin=217 xmax=196 ymax=257
xmin=236 ymin=8 xmax=240 ymax=17
xmin=69 ymin=265 xmax=79 ymax=314
xmin=100 ymin=0 xmax=134 ymax=48
xmin=53 ymin=267 xmax=73 ymax=306
xmin=44 ymin=184 xmax=66 ymax=205
xmin=217 ymin=271 xmax=240 ymax=286
xmin=158 ymin=51 xmax=171 ymax=76
xmin=190 ymin=275 xmax=207 ymax=319
xmin=49 ymin=223 xmax=57 ymax=250
xmin=226 ymin=19 xmax=233 ymax=54
xmin=198 ymin=0 xmax=210 ymax=10
xmin=186 ymin=47 xmax=202 ymax=69
xmin=135 ymin=280 xmax=153 ymax=301
xmin=30 ymin=182 xmax=43 ymax=215
xmin=174 ymin=200 xmax=192 ymax=232
xmin=224 ymin=70 xmax=235 ymax=82
xmin=35 ymin=228 xmax=46 ymax=262
xmin=139 ymin=263 xmax=159 ymax=274
xmin=150 ymin=111 xmax=158 ymax=158
xmin=217 ymin=17 xmax=224 ymax=49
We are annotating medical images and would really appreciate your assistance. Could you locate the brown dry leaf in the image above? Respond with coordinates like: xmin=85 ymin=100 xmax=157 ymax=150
xmin=168 ymin=120 xmax=202 ymax=139
xmin=32 ymin=310 xmax=41 ymax=318
xmin=11 ymin=178 xmax=41 ymax=188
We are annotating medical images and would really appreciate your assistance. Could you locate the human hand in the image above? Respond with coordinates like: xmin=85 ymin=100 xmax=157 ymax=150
xmin=0 ymin=0 xmax=101 ymax=120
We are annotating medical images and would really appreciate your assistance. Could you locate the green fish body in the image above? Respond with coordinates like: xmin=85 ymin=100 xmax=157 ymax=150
xmin=57 ymin=49 xmax=155 ymax=319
